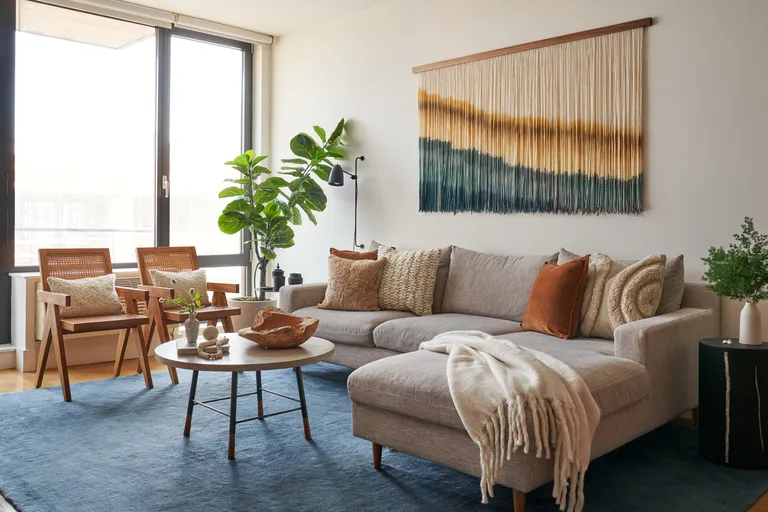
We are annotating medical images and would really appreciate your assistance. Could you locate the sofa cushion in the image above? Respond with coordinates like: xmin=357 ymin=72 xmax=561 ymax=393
xmin=373 ymin=313 xmax=522 ymax=353
xmin=441 ymin=246 xmax=556 ymax=322
xmin=293 ymin=306 xmax=414 ymax=347
xmin=348 ymin=336 xmax=649 ymax=431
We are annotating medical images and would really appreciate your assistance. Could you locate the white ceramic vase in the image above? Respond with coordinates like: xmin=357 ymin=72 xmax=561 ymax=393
xmin=739 ymin=302 xmax=762 ymax=345
xmin=184 ymin=313 xmax=200 ymax=346
xmin=228 ymin=298 xmax=278 ymax=332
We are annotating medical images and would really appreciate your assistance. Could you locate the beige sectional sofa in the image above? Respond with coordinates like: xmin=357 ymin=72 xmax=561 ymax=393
xmin=279 ymin=246 xmax=720 ymax=511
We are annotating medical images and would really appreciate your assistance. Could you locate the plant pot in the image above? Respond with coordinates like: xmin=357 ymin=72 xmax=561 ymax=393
xmin=184 ymin=313 xmax=200 ymax=346
xmin=739 ymin=302 xmax=763 ymax=345
xmin=228 ymin=297 xmax=278 ymax=332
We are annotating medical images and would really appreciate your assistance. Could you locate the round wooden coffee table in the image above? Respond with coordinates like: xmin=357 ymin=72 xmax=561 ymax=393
xmin=155 ymin=335 xmax=334 ymax=459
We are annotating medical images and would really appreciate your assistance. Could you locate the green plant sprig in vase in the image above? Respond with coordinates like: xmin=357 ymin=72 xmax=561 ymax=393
xmin=160 ymin=280 xmax=203 ymax=345
xmin=702 ymin=216 xmax=768 ymax=345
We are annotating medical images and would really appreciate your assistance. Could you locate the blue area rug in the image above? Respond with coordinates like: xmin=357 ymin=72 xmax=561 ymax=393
xmin=0 ymin=363 xmax=766 ymax=512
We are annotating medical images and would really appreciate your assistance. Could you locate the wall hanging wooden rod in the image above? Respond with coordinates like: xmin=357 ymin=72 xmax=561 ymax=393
xmin=412 ymin=17 xmax=652 ymax=74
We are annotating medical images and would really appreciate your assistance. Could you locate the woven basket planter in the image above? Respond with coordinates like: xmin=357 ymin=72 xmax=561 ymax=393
xmin=238 ymin=306 xmax=319 ymax=349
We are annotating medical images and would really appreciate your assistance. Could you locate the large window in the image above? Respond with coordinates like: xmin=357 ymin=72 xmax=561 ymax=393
xmin=0 ymin=1 xmax=254 ymax=343
xmin=15 ymin=2 xmax=156 ymax=265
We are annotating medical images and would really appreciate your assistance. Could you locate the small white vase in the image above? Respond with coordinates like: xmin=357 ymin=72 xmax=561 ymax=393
xmin=185 ymin=313 xmax=200 ymax=346
xmin=739 ymin=302 xmax=762 ymax=345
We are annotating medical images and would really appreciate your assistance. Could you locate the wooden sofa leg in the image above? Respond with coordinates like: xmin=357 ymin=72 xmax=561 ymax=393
xmin=372 ymin=443 xmax=382 ymax=470
xmin=513 ymin=490 xmax=525 ymax=512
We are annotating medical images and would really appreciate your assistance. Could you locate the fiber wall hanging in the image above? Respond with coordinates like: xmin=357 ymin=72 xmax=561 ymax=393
xmin=415 ymin=19 xmax=651 ymax=214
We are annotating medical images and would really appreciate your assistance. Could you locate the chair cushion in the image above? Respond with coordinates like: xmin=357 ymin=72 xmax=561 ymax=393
xmin=348 ymin=335 xmax=649 ymax=431
xmin=372 ymin=313 xmax=522 ymax=353
xmin=293 ymin=306 xmax=414 ymax=347
xmin=441 ymin=246 xmax=557 ymax=322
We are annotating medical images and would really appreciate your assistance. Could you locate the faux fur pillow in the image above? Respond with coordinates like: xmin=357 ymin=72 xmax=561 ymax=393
xmin=377 ymin=247 xmax=441 ymax=316
xmin=47 ymin=274 xmax=124 ymax=318
xmin=149 ymin=268 xmax=211 ymax=308
xmin=318 ymin=256 xmax=387 ymax=311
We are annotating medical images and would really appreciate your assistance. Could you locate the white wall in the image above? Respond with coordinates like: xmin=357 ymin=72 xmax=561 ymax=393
xmin=271 ymin=0 xmax=768 ymax=336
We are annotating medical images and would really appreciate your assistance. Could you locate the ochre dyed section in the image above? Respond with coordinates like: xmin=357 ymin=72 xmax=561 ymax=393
xmin=419 ymin=90 xmax=642 ymax=180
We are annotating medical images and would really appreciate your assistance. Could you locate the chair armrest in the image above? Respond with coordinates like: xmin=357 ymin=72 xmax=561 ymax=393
xmin=207 ymin=282 xmax=240 ymax=293
xmin=614 ymin=307 xmax=717 ymax=418
xmin=138 ymin=285 xmax=175 ymax=299
xmin=116 ymin=286 xmax=149 ymax=302
xmin=279 ymin=283 xmax=327 ymax=312
xmin=37 ymin=290 xmax=71 ymax=307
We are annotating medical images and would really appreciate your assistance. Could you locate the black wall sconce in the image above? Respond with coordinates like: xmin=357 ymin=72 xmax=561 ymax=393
xmin=328 ymin=155 xmax=365 ymax=249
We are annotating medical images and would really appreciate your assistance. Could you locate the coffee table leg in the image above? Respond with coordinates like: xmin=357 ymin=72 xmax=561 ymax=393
xmin=183 ymin=370 xmax=199 ymax=437
xmin=228 ymin=371 xmax=238 ymax=460
xmin=256 ymin=371 xmax=264 ymax=419
xmin=295 ymin=366 xmax=311 ymax=441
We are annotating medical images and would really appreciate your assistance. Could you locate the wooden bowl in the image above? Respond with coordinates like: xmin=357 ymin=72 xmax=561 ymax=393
xmin=238 ymin=306 xmax=319 ymax=349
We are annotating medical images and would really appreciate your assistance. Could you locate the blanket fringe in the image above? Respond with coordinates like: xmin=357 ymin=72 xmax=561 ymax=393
xmin=476 ymin=397 xmax=587 ymax=512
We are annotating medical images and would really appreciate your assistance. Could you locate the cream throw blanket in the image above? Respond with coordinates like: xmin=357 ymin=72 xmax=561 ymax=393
xmin=419 ymin=331 xmax=601 ymax=512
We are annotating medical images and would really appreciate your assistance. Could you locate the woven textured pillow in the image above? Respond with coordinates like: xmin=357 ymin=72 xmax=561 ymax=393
xmin=377 ymin=247 xmax=441 ymax=316
xmin=330 ymin=248 xmax=378 ymax=260
xmin=588 ymin=255 xmax=667 ymax=340
xmin=558 ymin=248 xmax=685 ymax=315
xmin=149 ymin=268 xmax=211 ymax=308
xmin=47 ymin=274 xmax=124 ymax=318
xmin=318 ymin=256 xmax=387 ymax=311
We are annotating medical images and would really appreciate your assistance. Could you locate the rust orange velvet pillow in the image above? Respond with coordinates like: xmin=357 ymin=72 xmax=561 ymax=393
xmin=522 ymin=255 xmax=590 ymax=340
xmin=330 ymin=248 xmax=378 ymax=260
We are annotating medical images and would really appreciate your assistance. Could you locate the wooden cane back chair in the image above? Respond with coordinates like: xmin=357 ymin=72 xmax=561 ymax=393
xmin=36 ymin=248 xmax=153 ymax=402
xmin=136 ymin=246 xmax=240 ymax=384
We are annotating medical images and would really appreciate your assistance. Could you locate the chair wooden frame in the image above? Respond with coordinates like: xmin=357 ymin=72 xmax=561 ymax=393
xmin=136 ymin=247 xmax=241 ymax=385
xmin=36 ymin=248 xmax=153 ymax=402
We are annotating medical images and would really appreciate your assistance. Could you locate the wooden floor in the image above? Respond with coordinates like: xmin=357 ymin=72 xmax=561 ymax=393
xmin=0 ymin=360 xmax=766 ymax=511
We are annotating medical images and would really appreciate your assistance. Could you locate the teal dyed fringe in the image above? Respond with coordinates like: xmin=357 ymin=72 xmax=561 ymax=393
xmin=419 ymin=138 xmax=643 ymax=214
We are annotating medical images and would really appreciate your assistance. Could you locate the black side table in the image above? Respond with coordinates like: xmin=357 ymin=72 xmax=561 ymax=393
xmin=699 ymin=338 xmax=768 ymax=468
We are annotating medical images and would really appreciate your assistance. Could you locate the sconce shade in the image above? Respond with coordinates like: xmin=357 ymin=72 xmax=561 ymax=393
xmin=328 ymin=164 xmax=345 ymax=186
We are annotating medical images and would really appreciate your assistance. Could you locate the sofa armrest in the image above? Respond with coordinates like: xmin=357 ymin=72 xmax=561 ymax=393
xmin=279 ymin=283 xmax=327 ymax=313
xmin=614 ymin=307 xmax=717 ymax=418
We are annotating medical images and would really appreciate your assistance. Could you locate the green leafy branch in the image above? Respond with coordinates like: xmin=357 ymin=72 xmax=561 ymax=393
xmin=702 ymin=216 xmax=768 ymax=302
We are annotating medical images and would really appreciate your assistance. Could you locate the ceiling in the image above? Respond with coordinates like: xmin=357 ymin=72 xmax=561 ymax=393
xmin=126 ymin=0 xmax=392 ymax=36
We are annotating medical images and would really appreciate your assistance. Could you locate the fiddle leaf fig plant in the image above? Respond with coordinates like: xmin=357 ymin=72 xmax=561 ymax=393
xmin=218 ymin=118 xmax=345 ymax=300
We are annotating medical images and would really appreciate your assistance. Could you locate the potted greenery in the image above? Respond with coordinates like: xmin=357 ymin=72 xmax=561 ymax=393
xmin=218 ymin=119 xmax=345 ymax=330
xmin=703 ymin=216 xmax=768 ymax=345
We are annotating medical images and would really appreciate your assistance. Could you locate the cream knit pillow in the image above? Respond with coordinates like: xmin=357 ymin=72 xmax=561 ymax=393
xmin=47 ymin=274 xmax=124 ymax=318
xmin=377 ymin=247 xmax=441 ymax=316
xmin=149 ymin=268 xmax=211 ymax=308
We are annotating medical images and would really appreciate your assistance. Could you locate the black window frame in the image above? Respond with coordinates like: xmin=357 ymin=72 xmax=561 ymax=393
xmin=0 ymin=3 xmax=255 ymax=344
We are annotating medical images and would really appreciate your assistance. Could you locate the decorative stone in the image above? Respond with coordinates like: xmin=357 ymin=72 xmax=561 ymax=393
xmin=238 ymin=306 xmax=319 ymax=349
xmin=203 ymin=325 xmax=220 ymax=341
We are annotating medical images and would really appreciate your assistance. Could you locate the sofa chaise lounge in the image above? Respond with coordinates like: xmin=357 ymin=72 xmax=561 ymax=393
xmin=279 ymin=247 xmax=719 ymax=511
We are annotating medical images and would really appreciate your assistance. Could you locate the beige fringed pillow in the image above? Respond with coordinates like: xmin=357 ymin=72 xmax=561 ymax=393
xmin=149 ymin=269 xmax=211 ymax=308
xmin=318 ymin=256 xmax=387 ymax=311
xmin=377 ymin=247 xmax=441 ymax=316
xmin=587 ymin=255 xmax=667 ymax=340
xmin=47 ymin=274 xmax=124 ymax=318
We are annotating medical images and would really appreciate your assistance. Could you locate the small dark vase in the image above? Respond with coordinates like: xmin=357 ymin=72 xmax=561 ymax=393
xmin=288 ymin=273 xmax=303 ymax=285
xmin=272 ymin=264 xmax=286 ymax=291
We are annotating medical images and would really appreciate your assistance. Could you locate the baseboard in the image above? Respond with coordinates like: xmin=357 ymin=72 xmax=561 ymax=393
xmin=0 ymin=347 xmax=15 ymax=370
